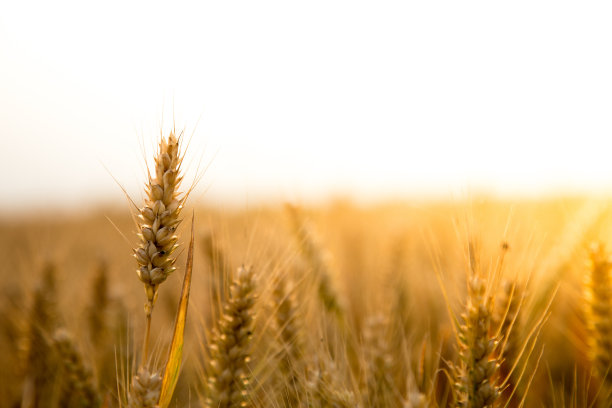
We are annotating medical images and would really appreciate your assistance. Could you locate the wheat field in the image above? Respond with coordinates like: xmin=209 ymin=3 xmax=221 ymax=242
xmin=3 ymin=135 xmax=612 ymax=408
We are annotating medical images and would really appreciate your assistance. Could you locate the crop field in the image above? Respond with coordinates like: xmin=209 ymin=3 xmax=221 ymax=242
xmin=2 ymin=135 xmax=612 ymax=408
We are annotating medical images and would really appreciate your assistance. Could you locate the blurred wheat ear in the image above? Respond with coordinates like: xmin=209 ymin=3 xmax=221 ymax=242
xmin=285 ymin=204 xmax=344 ymax=321
xmin=52 ymin=328 xmax=100 ymax=408
xmin=272 ymin=275 xmax=307 ymax=407
xmin=585 ymin=243 xmax=612 ymax=386
xmin=495 ymin=279 xmax=524 ymax=407
xmin=205 ymin=265 xmax=257 ymax=408
xmin=21 ymin=264 xmax=58 ymax=408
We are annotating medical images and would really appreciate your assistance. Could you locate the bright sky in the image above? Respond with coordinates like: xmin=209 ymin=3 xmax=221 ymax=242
xmin=1 ymin=1 xmax=612 ymax=212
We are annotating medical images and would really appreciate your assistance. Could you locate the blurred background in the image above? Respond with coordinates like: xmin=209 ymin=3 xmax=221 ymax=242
xmin=4 ymin=2 xmax=612 ymax=407
xmin=2 ymin=1 xmax=612 ymax=215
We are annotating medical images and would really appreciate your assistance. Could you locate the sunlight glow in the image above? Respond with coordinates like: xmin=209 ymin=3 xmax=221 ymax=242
xmin=1 ymin=1 xmax=612 ymax=211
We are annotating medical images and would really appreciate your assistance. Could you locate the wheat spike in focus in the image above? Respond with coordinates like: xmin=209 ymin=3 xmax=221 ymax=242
xmin=134 ymin=132 xmax=184 ymax=317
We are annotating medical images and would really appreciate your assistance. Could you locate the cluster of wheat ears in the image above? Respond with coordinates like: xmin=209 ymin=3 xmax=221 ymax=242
xmin=6 ymin=133 xmax=612 ymax=407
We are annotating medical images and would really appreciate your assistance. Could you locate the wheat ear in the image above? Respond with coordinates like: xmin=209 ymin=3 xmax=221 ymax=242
xmin=585 ymin=243 xmax=612 ymax=384
xmin=496 ymin=279 xmax=523 ymax=406
xmin=286 ymin=205 xmax=343 ymax=318
xmin=272 ymin=276 xmax=306 ymax=407
xmin=205 ymin=266 xmax=257 ymax=408
xmin=87 ymin=261 xmax=110 ymax=347
xmin=128 ymin=367 xmax=162 ymax=408
xmin=455 ymin=249 xmax=500 ymax=408
xmin=306 ymin=353 xmax=356 ymax=408
xmin=52 ymin=328 xmax=100 ymax=408
xmin=134 ymin=131 xmax=184 ymax=363
xmin=362 ymin=314 xmax=397 ymax=407
xmin=21 ymin=264 xmax=58 ymax=408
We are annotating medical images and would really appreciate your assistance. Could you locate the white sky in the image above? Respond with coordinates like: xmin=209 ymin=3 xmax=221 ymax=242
xmin=1 ymin=1 xmax=612 ymax=212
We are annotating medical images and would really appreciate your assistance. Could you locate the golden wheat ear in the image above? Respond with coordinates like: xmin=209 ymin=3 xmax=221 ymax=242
xmin=127 ymin=131 xmax=192 ymax=408
xmin=495 ymin=279 xmax=524 ymax=407
xmin=205 ymin=265 xmax=257 ymax=408
xmin=271 ymin=275 xmax=307 ymax=407
xmin=129 ymin=367 xmax=162 ymax=408
xmin=451 ymin=242 xmax=502 ymax=408
xmin=585 ymin=243 xmax=612 ymax=385
xmin=306 ymin=351 xmax=357 ymax=408
xmin=455 ymin=275 xmax=500 ymax=408
xmin=134 ymin=132 xmax=187 ymax=366
xmin=135 ymin=132 xmax=184 ymax=310
xmin=285 ymin=204 xmax=344 ymax=320
xmin=52 ymin=328 xmax=101 ymax=408
xmin=87 ymin=261 xmax=110 ymax=348
xmin=361 ymin=314 xmax=397 ymax=407
xmin=21 ymin=263 xmax=58 ymax=408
